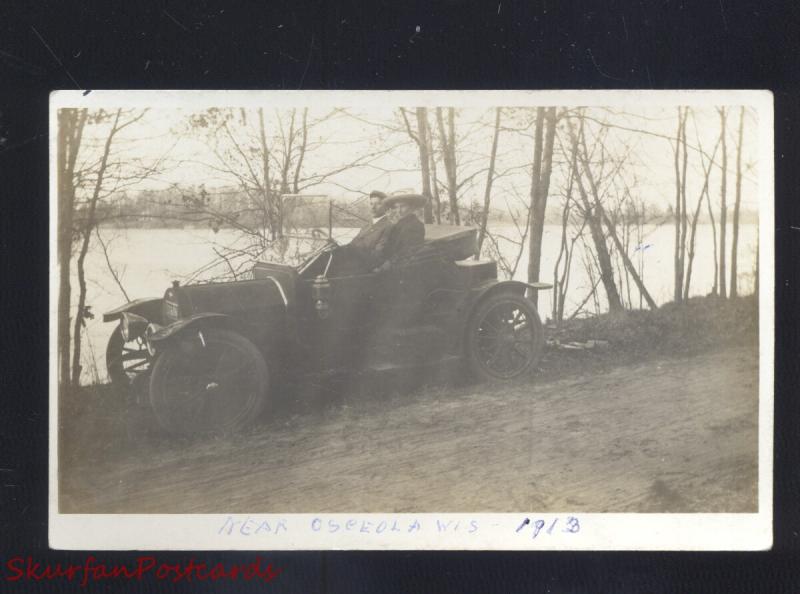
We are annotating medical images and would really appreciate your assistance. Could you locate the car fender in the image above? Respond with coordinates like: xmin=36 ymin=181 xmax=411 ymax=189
xmin=469 ymin=280 xmax=551 ymax=311
xmin=147 ymin=313 xmax=235 ymax=345
xmin=102 ymin=297 xmax=162 ymax=323
xmin=452 ymin=280 xmax=549 ymax=352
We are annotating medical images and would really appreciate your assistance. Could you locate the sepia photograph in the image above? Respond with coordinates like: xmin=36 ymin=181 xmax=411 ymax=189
xmin=49 ymin=90 xmax=772 ymax=550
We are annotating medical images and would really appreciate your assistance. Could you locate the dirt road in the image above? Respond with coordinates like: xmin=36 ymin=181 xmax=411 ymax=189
xmin=60 ymin=345 xmax=758 ymax=513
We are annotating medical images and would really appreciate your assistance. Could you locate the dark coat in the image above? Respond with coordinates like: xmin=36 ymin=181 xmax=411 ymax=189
xmin=383 ymin=213 xmax=425 ymax=265
xmin=346 ymin=215 xmax=392 ymax=270
xmin=349 ymin=215 xmax=392 ymax=253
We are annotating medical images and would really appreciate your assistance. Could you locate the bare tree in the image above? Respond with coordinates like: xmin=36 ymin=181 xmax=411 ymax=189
xmin=570 ymin=235 xmax=604 ymax=319
xmin=94 ymin=227 xmax=130 ymax=302
xmin=427 ymin=120 xmax=443 ymax=223
xmin=427 ymin=121 xmax=443 ymax=223
xmin=706 ymin=173 xmax=720 ymax=296
xmin=616 ymin=195 xmax=649 ymax=310
xmin=572 ymin=118 xmax=657 ymax=310
xmin=730 ymin=106 xmax=745 ymax=298
xmin=477 ymin=107 xmax=502 ymax=255
xmin=670 ymin=106 xmax=693 ymax=302
xmin=401 ymin=106 xmax=503 ymax=231
xmin=672 ymin=107 xmax=684 ymax=302
xmin=187 ymin=107 xmax=401 ymax=271
xmin=292 ymin=108 xmax=309 ymax=194
xmin=257 ymin=108 xmax=278 ymax=238
xmin=551 ymin=149 xmax=586 ymax=325
xmin=57 ymin=108 xmax=88 ymax=388
xmin=718 ymin=107 xmax=729 ymax=298
xmin=483 ymin=185 xmax=531 ymax=279
xmin=436 ymin=107 xmax=460 ymax=224
xmin=566 ymin=114 xmax=624 ymax=313
xmin=400 ymin=107 xmax=435 ymax=223
xmin=679 ymin=111 xmax=689 ymax=298
xmin=59 ymin=108 xmax=185 ymax=387
xmin=526 ymin=107 xmax=557 ymax=307
xmin=191 ymin=107 xmax=321 ymax=243
xmin=684 ymin=131 xmax=721 ymax=300
xmin=597 ymin=205 xmax=658 ymax=310
xmin=71 ymin=109 xmax=147 ymax=386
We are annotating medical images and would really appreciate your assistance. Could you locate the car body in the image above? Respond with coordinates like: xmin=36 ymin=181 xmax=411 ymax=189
xmin=104 ymin=224 xmax=550 ymax=435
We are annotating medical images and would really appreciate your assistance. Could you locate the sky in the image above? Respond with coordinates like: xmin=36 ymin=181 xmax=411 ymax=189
xmin=71 ymin=101 xmax=763 ymax=218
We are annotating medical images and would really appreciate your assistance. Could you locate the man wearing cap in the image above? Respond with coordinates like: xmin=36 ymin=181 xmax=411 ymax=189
xmin=345 ymin=190 xmax=393 ymax=271
xmin=374 ymin=193 xmax=426 ymax=272
xmin=349 ymin=190 xmax=391 ymax=253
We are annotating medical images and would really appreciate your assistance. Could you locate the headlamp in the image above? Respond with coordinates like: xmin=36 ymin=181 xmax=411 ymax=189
xmin=144 ymin=322 xmax=164 ymax=357
xmin=120 ymin=312 xmax=148 ymax=342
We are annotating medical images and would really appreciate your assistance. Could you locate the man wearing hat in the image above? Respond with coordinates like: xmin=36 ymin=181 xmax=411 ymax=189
xmin=374 ymin=193 xmax=426 ymax=271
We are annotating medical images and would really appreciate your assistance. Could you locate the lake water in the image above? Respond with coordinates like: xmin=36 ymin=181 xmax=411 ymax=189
xmin=71 ymin=223 xmax=757 ymax=384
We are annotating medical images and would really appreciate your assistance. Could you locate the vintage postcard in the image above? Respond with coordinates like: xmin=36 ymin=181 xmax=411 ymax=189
xmin=49 ymin=90 xmax=773 ymax=550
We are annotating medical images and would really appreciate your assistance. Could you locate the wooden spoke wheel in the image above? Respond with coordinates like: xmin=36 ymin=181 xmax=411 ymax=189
xmin=149 ymin=328 xmax=269 ymax=435
xmin=106 ymin=325 xmax=152 ymax=397
xmin=467 ymin=292 xmax=544 ymax=382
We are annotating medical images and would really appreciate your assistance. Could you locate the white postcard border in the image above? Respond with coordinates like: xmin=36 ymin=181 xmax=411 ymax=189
xmin=49 ymin=89 xmax=774 ymax=551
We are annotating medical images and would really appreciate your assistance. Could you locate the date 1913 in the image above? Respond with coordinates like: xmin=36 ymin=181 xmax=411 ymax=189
xmin=515 ymin=516 xmax=581 ymax=539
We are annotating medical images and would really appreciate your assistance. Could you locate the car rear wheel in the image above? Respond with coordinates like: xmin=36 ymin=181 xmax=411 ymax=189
xmin=467 ymin=291 xmax=544 ymax=382
xmin=149 ymin=328 xmax=269 ymax=435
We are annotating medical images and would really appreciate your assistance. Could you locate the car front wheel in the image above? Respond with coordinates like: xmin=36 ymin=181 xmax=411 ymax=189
xmin=106 ymin=325 xmax=152 ymax=399
xmin=149 ymin=328 xmax=269 ymax=435
xmin=467 ymin=291 xmax=544 ymax=382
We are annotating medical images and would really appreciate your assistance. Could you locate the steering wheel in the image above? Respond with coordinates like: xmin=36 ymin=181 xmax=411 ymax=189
xmin=310 ymin=239 xmax=338 ymax=261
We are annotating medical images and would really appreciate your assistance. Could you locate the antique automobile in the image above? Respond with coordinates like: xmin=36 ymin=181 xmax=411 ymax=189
xmin=104 ymin=222 xmax=551 ymax=435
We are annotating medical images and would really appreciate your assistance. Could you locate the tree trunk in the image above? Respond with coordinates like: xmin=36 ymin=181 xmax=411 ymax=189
xmin=428 ymin=127 xmax=442 ymax=224
xmin=57 ymin=108 xmax=88 ymax=389
xmin=679 ymin=109 xmax=689 ymax=300
xmin=730 ymin=106 xmax=745 ymax=298
xmin=553 ymin=149 xmax=582 ymax=324
xmin=447 ymin=108 xmax=458 ymax=224
xmin=575 ymin=132 xmax=656 ymax=311
xmin=599 ymin=208 xmax=658 ymax=310
xmin=415 ymin=107 xmax=434 ymax=224
xmin=706 ymin=182 xmax=719 ymax=296
xmin=552 ymin=189 xmax=572 ymax=323
xmin=527 ymin=107 xmax=557 ymax=308
xmin=477 ymin=107 xmax=502 ymax=256
xmin=436 ymin=107 xmax=460 ymax=225
xmin=58 ymin=114 xmax=72 ymax=389
xmin=622 ymin=211 xmax=633 ymax=309
xmin=257 ymin=108 xmax=276 ymax=239
xmin=526 ymin=108 xmax=545 ymax=285
xmin=568 ymin=117 xmax=623 ymax=313
xmin=684 ymin=137 xmax=721 ymax=300
xmin=718 ymin=107 xmax=728 ymax=298
xmin=280 ymin=109 xmax=296 ymax=194
xmin=292 ymin=108 xmax=308 ymax=194
xmin=71 ymin=109 xmax=121 ymax=387
xmin=672 ymin=108 xmax=687 ymax=302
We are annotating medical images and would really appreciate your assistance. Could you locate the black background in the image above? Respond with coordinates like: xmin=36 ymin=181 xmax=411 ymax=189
xmin=1 ymin=0 xmax=799 ymax=592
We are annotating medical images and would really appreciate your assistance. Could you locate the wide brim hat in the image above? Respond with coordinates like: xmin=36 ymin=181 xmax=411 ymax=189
xmin=383 ymin=193 xmax=427 ymax=209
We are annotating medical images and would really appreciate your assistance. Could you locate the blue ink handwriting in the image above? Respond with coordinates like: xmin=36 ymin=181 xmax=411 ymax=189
xmin=515 ymin=516 xmax=581 ymax=539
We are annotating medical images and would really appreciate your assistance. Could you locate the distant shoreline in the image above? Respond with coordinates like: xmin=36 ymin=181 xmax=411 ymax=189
xmin=98 ymin=219 xmax=759 ymax=232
